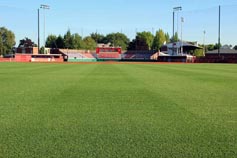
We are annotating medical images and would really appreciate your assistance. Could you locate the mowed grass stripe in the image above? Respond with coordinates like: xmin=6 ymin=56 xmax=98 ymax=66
xmin=123 ymin=64 xmax=237 ymax=126
xmin=114 ymin=63 xmax=237 ymax=156
xmin=0 ymin=63 xmax=236 ymax=158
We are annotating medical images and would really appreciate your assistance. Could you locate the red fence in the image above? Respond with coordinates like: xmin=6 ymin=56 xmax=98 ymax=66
xmin=196 ymin=54 xmax=237 ymax=63
xmin=14 ymin=54 xmax=64 ymax=62
xmin=0 ymin=58 xmax=14 ymax=62
xmin=15 ymin=54 xmax=32 ymax=62
xmin=31 ymin=55 xmax=64 ymax=62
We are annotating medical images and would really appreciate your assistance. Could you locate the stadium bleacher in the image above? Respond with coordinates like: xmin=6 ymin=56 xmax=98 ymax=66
xmin=122 ymin=50 xmax=156 ymax=61
xmin=54 ymin=49 xmax=97 ymax=62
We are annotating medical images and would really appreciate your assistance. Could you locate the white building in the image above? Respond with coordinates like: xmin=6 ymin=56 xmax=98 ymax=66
xmin=160 ymin=41 xmax=202 ymax=56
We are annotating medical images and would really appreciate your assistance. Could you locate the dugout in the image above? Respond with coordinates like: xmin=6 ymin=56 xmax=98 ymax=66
xmin=15 ymin=54 xmax=64 ymax=62
xmin=157 ymin=55 xmax=195 ymax=63
xmin=121 ymin=50 xmax=156 ymax=61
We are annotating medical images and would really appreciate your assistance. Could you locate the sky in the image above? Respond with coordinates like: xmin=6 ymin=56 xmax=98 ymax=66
xmin=0 ymin=0 xmax=237 ymax=47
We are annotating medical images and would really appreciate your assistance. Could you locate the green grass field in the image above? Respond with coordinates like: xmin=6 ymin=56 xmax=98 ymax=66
xmin=0 ymin=62 xmax=236 ymax=158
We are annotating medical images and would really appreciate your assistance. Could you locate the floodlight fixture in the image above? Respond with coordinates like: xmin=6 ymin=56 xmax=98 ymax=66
xmin=40 ymin=4 xmax=50 ymax=10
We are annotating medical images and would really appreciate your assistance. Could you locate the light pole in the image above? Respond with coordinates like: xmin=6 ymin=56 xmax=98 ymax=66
xmin=181 ymin=17 xmax=184 ymax=55
xmin=173 ymin=6 xmax=182 ymax=55
xmin=38 ymin=8 xmax=40 ymax=54
xmin=173 ymin=7 xmax=182 ymax=37
xmin=218 ymin=5 xmax=221 ymax=56
xmin=40 ymin=4 xmax=50 ymax=53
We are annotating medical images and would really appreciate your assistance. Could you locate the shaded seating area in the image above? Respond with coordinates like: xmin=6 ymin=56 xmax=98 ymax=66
xmin=51 ymin=49 xmax=97 ymax=62
xmin=122 ymin=50 xmax=156 ymax=61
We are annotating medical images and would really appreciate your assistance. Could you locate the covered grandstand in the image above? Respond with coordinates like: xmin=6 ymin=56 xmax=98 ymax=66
xmin=159 ymin=41 xmax=202 ymax=62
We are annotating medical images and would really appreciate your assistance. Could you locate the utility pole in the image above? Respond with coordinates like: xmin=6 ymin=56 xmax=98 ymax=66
xmin=38 ymin=9 xmax=40 ymax=54
xmin=181 ymin=17 xmax=184 ymax=55
xmin=218 ymin=5 xmax=221 ymax=57
xmin=173 ymin=6 xmax=182 ymax=55
xmin=40 ymin=4 xmax=50 ymax=52
xmin=173 ymin=11 xmax=175 ymax=42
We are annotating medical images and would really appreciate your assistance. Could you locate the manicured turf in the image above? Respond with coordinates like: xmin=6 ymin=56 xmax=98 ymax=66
xmin=0 ymin=62 xmax=236 ymax=158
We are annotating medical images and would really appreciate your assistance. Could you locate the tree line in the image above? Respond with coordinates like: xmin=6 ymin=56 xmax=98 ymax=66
xmin=1 ymin=26 xmax=237 ymax=56
xmin=0 ymin=27 xmax=179 ymax=55
xmin=0 ymin=27 xmax=15 ymax=55
xmin=45 ymin=29 xmax=175 ymax=52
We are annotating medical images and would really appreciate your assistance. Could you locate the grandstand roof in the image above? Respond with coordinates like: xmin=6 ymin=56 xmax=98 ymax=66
xmin=206 ymin=49 xmax=237 ymax=54
xmin=165 ymin=41 xmax=202 ymax=50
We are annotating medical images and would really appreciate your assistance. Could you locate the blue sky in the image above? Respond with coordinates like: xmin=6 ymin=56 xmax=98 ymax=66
xmin=0 ymin=0 xmax=237 ymax=47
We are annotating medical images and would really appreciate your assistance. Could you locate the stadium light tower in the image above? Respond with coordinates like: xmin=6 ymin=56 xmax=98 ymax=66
xmin=40 ymin=4 xmax=50 ymax=52
xmin=173 ymin=6 xmax=182 ymax=55
xmin=37 ymin=8 xmax=40 ymax=54
xmin=181 ymin=17 xmax=184 ymax=55
xmin=173 ymin=7 xmax=182 ymax=38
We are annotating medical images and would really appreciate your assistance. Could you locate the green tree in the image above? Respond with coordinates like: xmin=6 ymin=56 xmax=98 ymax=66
xmin=64 ymin=30 xmax=74 ymax=49
xmin=103 ymin=33 xmax=129 ymax=50
xmin=165 ymin=32 xmax=170 ymax=43
xmin=171 ymin=32 xmax=179 ymax=42
xmin=39 ymin=47 xmax=45 ymax=54
xmin=127 ymin=39 xmax=136 ymax=50
xmin=63 ymin=30 xmax=83 ymax=49
xmin=152 ymin=29 xmax=166 ymax=51
xmin=128 ymin=36 xmax=148 ymax=50
xmin=0 ymin=27 xmax=15 ymax=55
xmin=82 ymin=36 xmax=97 ymax=50
xmin=200 ymin=44 xmax=208 ymax=52
xmin=214 ymin=43 xmax=222 ymax=50
xmin=72 ymin=33 xmax=83 ymax=49
xmin=193 ymin=49 xmax=204 ymax=56
xmin=233 ymin=45 xmax=237 ymax=50
xmin=56 ymin=35 xmax=64 ymax=48
xmin=207 ymin=44 xmax=215 ymax=51
xmin=45 ymin=35 xmax=57 ymax=48
xmin=90 ymin=33 xmax=105 ymax=43
xmin=46 ymin=32 xmax=82 ymax=49
xmin=128 ymin=31 xmax=154 ymax=50
xmin=0 ymin=37 xmax=3 ymax=56
xmin=138 ymin=31 xmax=154 ymax=50
xmin=18 ymin=37 xmax=37 ymax=48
